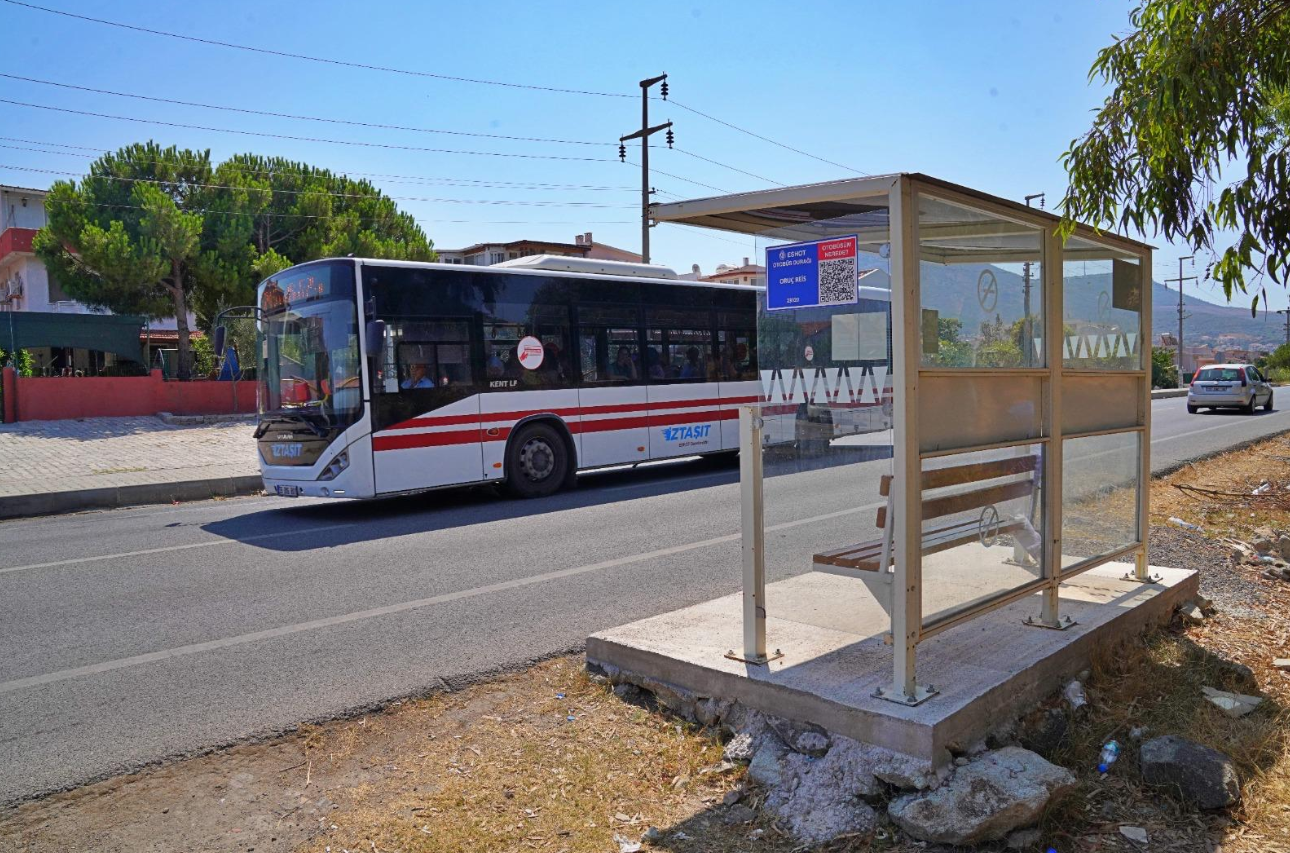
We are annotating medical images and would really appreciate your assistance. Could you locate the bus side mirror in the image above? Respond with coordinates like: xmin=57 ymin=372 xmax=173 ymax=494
xmin=213 ymin=326 xmax=226 ymax=357
xmin=365 ymin=320 xmax=386 ymax=357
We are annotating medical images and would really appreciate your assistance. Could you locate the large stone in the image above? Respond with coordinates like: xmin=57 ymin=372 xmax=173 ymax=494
xmin=1278 ymin=534 xmax=1290 ymax=563
xmin=887 ymin=747 xmax=1076 ymax=845
xmin=722 ymin=732 xmax=755 ymax=764
xmin=1139 ymin=735 xmax=1241 ymax=809
xmin=760 ymin=736 xmax=880 ymax=845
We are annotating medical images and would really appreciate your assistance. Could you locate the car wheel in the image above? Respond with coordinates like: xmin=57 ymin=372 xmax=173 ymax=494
xmin=1187 ymin=404 xmax=1199 ymax=414
xmin=1263 ymin=391 xmax=1274 ymax=412
xmin=504 ymin=422 xmax=569 ymax=499
xmin=1242 ymin=397 xmax=1256 ymax=415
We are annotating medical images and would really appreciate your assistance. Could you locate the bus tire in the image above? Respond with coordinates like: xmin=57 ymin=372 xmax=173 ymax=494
xmin=505 ymin=422 xmax=569 ymax=499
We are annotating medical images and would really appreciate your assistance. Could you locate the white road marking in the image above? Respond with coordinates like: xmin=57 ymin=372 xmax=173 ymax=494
xmin=0 ymin=502 xmax=882 ymax=696
xmin=0 ymin=524 xmax=356 ymax=576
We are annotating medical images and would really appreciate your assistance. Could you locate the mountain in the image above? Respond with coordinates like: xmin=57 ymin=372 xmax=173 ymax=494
xmin=911 ymin=262 xmax=1283 ymax=350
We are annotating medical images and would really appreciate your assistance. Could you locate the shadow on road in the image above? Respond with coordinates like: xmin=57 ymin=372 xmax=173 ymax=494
xmin=200 ymin=443 xmax=893 ymax=552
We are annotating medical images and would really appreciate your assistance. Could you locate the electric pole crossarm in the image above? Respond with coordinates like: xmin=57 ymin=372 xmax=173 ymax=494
xmin=620 ymin=121 xmax=673 ymax=143
xmin=619 ymin=73 xmax=671 ymax=265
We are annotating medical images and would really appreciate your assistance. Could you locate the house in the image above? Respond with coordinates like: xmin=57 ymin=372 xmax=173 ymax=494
xmin=436 ymin=239 xmax=591 ymax=266
xmin=0 ymin=185 xmax=190 ymax=376
xmin=701 ymin=258 xmax=766 ymax=287
xmin=572 ymin=232 xmax=642 ymax=263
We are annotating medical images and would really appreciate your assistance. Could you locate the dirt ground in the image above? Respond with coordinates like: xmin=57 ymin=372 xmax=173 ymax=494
xmin=3 ymin=437 xmax=1290 ymax=853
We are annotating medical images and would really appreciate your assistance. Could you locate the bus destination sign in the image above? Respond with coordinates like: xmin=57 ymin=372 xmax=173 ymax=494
xmin=765 ymin=235 xmax=860 ymax=312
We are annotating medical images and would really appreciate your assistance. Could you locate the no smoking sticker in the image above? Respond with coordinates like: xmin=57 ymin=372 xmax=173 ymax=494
xmin=518 ymin=336 xmax=544 ymax=370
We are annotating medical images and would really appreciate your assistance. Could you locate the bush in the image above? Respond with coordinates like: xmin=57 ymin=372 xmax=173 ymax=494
xmin=1150 ymin=346 xmax=1179 ymax=389
xmin=1267 ymin=366 xmax=1290 ymax=385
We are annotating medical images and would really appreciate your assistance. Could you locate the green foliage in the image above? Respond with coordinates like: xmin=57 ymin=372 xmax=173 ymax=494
xmin=0 ymin=348 xmax=35 ymax=376
xmin=1267 ymin=366 xmax=1290 ymax=384
xmin=35 ymin=142 xmax=437 ymax=380
xmin=1151 ymin=345 xmax=1180 ymax=388
xmin=191 ymin=334 xmax=216 ymax=377
xmin=1059 ymin=0 xmax=1290 ymax=310
xmin=1265 ymin=342 xmax=1290 ymax=371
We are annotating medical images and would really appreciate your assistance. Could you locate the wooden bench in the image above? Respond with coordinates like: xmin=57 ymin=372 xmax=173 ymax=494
xmin=812 ymin=455 xmax=1042 ymax=596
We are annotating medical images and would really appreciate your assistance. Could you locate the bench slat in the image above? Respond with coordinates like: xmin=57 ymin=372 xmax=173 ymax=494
xmin=877 ymin=457 xmax=1038 ymax=500
xmin=877 ymin=478 xmax=1034 ymax=528
xmin=813 ymin=518 xmax=1025 ymax=572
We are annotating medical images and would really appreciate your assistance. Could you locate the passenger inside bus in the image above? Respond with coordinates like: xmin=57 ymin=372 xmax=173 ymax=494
xmin=679 ymin=346 xmax=703 ymax=379
xmin=401 ymin=361 xmax=435 ymax=389
xmin=612 ymin=346 xmax=638 ymax=380
xmin=645 ymin=347 xmax=666 ymax=379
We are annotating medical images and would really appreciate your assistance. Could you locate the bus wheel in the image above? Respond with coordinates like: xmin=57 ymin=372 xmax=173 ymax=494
xmin=505 ymin=422 xmax=568 ymax=499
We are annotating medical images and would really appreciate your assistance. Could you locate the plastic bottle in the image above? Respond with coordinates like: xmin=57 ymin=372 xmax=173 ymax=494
xmin=1097 ymin=740 xmax=1121 ymax=774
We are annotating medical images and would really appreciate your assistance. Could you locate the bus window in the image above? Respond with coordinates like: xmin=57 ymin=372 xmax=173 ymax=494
xmin=391 ymin=320 xmax=473 ymax=391
xmin=645 ymin=308 xmax=713 ymax=382
xmin=717 ymin=311 xmax=757 ymax=381
xmin=483 ymin=304 xmax=572 ymax=388
xmin=577 ymin=306 xmax=642 ymax=385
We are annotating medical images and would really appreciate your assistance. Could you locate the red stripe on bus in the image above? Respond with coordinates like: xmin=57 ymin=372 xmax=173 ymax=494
xmin=373 ymin=408 xmax=740 ymax=451
xmin=383 ymin=394 xmax=761 ymax=433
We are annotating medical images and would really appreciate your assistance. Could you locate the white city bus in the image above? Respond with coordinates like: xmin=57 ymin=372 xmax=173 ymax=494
xmin=252 ymin=255 xmax=891 ymax=500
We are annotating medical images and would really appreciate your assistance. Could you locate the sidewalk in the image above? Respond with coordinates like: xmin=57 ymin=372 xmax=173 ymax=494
xmin=0 ymin=416 xmax=262 ymax=519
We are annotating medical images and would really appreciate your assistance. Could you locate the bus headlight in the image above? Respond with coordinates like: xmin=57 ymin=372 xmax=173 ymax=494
xmin=318 ymin=451 xmax=349 ymax=481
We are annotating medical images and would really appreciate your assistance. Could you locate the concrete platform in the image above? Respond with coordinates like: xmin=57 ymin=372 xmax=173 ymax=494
xmin=587 ymin=564 xmax=1197 ymax=767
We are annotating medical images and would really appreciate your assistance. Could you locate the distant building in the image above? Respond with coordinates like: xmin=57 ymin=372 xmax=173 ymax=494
xmin=701 ymin=257 xmax=765 ymax=287
xmin=572 ymin=232 xmax=642 ymax=263
xmin=436 ymin=239 xmax=590 ymax=266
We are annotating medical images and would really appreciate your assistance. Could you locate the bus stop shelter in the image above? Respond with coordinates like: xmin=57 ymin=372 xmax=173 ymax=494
xmin=588 ymin=173 xmax=1197 ymax=762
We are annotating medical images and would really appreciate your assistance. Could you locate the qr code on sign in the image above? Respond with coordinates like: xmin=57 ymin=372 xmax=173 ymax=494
xmin=818 ymin=255 xmax=858 ymax=305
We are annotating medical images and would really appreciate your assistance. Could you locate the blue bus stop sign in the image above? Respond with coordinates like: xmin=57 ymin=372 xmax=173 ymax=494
xmin=765 ymin=235 xmax=860 ymax=311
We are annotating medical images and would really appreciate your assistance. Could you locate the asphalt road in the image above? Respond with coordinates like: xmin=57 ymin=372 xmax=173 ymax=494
xmin=1 ymin=396 xmax=1287 ymax=804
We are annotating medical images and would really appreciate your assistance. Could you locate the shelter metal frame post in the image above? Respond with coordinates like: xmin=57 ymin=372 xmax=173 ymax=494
xmin=1134 ymin=246 xmax=1155 ymax=582
xmin=1027 ymin=225 xmax=1073 ymax=630
xmin=877 ymin=176 xmax=935 ymax=706
xmin=731 ymin=405 xmax=780 ymax=665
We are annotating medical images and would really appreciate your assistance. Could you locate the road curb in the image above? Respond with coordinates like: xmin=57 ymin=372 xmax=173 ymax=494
xmin=0 ymin=475 xmax=265 ymax=521
xmin=1150 ymin=388 xmax=1189 ymax=399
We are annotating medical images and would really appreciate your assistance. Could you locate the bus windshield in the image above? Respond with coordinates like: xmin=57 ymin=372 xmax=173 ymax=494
xmin=258 ymin=261 xmax=362 ymax=431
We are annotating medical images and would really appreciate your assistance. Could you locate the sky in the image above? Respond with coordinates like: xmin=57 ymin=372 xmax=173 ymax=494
xmin=0 ymin=0 xmax=1279 ymax=311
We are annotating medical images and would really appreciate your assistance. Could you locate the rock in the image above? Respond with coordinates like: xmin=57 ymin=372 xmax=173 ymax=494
xmin=1140 ymin=735 xmax=1241 ymax=809
xmin=723 ymin=732 xmax=755 ymax=763
xmin=747 ymin=741 xmax=788 ymax=789
xmin=1261 ymin=568 xmax=1281 ymax=581
xmin=613 ymin=683 xmax=641 ymax=701
xmin=697 ymin=761 xmax=738 ymax=776
xmin=1273 ymin=658 xmax=1290 ymax=670
xmin=723 ymin=804 xmax=757 ymax=825
xmin=1279 ymin=566 xmax=1290 ymax=581
xmin=1006 ymin=827 xmax=1043 ymax=850
xmin=1252 ymin=537 xmax=1274 ymax=555
xmin=1018 ymin=707 xmax=1068 ymax=757
xmin=887 ymin=747 xmax=1076 ymax=845
xmin=640 ymin=826 xmax=662 ymax=844
xmin=1119 ymin=825 xmax=1148 ymax=845
xmin=695 ymin=697 xmax=732 ymax=728
xmin=1178 ymin=603 xmax=1207 ymax=625
xmin=1202 ymin=686 xmax=1263 ymax=718
xmin=1279 ymin=534 xmax=1290 ymax=562
xmin=1220 ymin=660 xmax=1257 ymax=687
xmin=722 ymin=788 xmax=744 ymax=806
xmin=954 ymin=756 xmax=969 ymax=767
xmin=793 ymin=731 xmax=831 ymax=758
xmin=759 ymin=735 xmax=882 ymax=844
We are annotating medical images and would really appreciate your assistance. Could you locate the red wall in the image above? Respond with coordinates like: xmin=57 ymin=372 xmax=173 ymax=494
xmin=10 ymin=370 xmax=257 ymax=422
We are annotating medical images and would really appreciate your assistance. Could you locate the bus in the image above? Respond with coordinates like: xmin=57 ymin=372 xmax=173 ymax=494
xmin=250 ymin=255 xmax=891 ymax=501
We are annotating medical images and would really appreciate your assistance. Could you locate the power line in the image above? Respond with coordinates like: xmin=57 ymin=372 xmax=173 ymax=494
xmin=0 ymin=0 xmax=868 ymax=175
xmin=672 ymin=146 xmax=784 ymax=187
xmin=668 ymin=99 xmax=867 ymax=176
xmin=0 ymin=164 xmax=637 ymax=207
xmin=0 ymin=188 xmax=634 ymax=227
xmin=0 ymin=0 xmax=632 ymax=99
xmin=0 ymin=99 xmax=620 ymax=162
xmin=0 ymin=146 xmax=639 ymax=193
xmin=0 ymin=73 xmax=611 ymax=147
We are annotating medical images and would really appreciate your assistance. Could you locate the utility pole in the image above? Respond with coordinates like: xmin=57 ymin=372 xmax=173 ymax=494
xmin=1165 ymin=255 xmax=1196 ymax=378
xmin=619 ymin=73 xmax=673 ymax=264
xmin=1277 ymin=308 xmax=1290 ymax=347
xmin=1022 ymin=193 xmax=1044 ymax=366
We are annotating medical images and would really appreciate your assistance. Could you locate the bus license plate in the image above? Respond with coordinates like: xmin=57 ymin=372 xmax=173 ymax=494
xmin=275 ymin=484 xmax=301 ymax=497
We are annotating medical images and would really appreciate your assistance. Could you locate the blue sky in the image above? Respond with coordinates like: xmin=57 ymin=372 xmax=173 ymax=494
xmin=1 ymin=0 xmax=1277 ymax=310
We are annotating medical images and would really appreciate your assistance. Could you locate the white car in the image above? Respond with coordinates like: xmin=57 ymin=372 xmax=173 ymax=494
xmin=1186 ymin=363 xmax=1274 ymax=414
